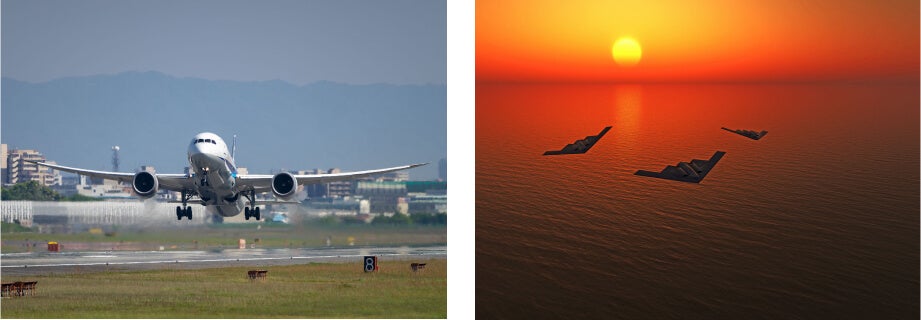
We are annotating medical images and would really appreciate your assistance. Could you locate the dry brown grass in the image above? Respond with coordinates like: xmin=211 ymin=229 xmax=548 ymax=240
xmin=1 ymin=258 xmax=446 ymax=318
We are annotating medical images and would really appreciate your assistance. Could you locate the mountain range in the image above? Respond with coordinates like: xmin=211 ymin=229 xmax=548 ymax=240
xmin=2 ymin=71 xmax=445 ymax=180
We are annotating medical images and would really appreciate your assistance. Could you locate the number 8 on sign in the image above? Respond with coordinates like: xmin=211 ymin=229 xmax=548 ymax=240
xmin=364 ymin=256 xmax=377 ymax=272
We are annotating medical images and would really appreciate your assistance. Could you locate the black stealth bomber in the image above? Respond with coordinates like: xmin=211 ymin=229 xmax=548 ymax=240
xmin=543 ymin=126 xmax=612 ymax=155
xmin=721 ymin=127 xmax=768 ymax=140
xmin=635 ymin=151 xmax=726 ymax=183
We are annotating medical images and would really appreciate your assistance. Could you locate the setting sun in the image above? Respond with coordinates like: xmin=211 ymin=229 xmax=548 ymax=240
xmin=478 ymin=0 xmax=919 ymax=82
xmin=612 ymin=37 xmax=642 ymax=66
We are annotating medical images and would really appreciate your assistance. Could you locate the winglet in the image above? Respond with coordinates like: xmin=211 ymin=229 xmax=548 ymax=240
xmin=408 ymin=163 xmax=429 ymax=169
xmin=232 ymin=134 xmax=237 ymax=159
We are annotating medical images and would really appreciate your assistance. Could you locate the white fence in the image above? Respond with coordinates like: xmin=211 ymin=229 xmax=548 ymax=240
xmin=1 ymin=201 xmax=208 ymax=226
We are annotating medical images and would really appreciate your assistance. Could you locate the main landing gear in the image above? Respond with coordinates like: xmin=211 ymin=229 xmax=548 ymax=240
xmin=176 ymin=206 xmax=192 ymax=220
xmin=176 ymin=189 xmax=193 ymax=220
xmin=242 ymin=189 xmax=261 ymax=221
xmin=244 ymin=207 xmax=261 ymax=221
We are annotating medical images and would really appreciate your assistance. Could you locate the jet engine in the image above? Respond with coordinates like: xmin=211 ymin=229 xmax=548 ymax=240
xmin=271 ymin=172 xmax=297 ymax=199
xmin=132 ymin=171 xmax=159 ymax=199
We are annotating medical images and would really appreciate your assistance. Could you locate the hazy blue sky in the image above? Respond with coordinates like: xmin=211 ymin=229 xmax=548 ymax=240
xmin=2 ymin=0 xmax=446 ymax=85
xmin=2 ymin=0 xmax=447 ymax=180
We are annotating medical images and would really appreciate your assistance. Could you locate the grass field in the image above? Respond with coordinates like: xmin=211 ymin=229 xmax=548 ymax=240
xmin=1 ymin=223 xmax=447 ymax=253
xmin=0 ymin=258 xmax=446 ymax=318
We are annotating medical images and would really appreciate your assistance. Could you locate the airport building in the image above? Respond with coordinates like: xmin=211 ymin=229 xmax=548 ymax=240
xmin=306 ymin=178 xmax=446 ymax=216
xmin=406 ymin=181 xmax=447 ymax=195
xmin=407 ymin=194 xmax=447 ymax=214
xmin=302 ymin=197 xmax=370 ymax=216
xmin=406 ymin=181 xmax=447 ymax=214
xmin=303 ymin=168 xmax=414 ymax=200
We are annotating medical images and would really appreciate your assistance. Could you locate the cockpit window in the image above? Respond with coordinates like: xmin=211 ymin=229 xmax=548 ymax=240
xmin=194 ymin=138 xmax=218 ymax=144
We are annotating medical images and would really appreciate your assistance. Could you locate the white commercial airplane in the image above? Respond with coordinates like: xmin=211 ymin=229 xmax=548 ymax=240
xmin=29 ymin=132 xmax=426 ymax=221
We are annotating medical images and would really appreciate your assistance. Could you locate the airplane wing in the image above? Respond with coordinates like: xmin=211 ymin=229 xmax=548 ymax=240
xmin=166 ymin=199 xmax=301 ymax=205
xmin=30 ymin=160 xmax=427 ymax=194
xmin=25 ymin=160 xmax=195 ymax=192
xmin=236 ymin=163 xmax=428 ymax=193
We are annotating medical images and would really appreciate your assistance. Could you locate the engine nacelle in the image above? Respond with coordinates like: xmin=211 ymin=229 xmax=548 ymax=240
xmin=271 ymin=172 xmax=297 ymax=199
xmin=132 ymin=171 xmax=159 ymax=199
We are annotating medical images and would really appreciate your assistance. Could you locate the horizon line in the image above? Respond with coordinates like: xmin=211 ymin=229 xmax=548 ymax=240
xmin=1 ymin=70 xmax=448 ymax=87
xmin=474 ymin=77 xmax=921 ymax=86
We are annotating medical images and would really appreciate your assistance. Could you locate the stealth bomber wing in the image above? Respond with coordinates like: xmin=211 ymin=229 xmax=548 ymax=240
xmin=543 ymin=126 xmax=612 ymax=155
xmin=635 ymin=151 xmax=726 ymax=183
xmin=721 ymin=127 xmax=767 ymax=140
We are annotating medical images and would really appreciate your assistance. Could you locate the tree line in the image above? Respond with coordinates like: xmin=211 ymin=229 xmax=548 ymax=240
xmin=1 ymin=181 xmax=102 ymax=201
xmin=313 ymin=212 xmax=447 ymax=226
xmin=371 ymin=212 xmax=447 ymax=225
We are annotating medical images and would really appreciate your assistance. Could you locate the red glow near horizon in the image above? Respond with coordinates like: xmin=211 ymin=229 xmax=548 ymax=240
xmin=477 ymin=0 xmax=920 ymax=83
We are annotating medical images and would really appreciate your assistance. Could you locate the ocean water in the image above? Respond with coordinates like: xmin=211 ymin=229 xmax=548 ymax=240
xmin=475 ymin=83 xmax=919 ymax=319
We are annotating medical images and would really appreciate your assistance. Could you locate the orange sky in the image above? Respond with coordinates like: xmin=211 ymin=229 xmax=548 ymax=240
xmin=477 ymin=0 xmax=920 ymax=82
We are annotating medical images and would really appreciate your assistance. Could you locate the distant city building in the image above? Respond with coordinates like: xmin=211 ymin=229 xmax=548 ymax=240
xmin=304 ymin=168 xmax=353 ymax=199
xmin=5 ymin=148 xmax=60 ymax=186
xmin=326 ymin=168 xmax=352 ymax=198
xmin=378 ymin=171 xmax=409 ymax=182
xmin=87 ymin=176 xmax=104 ymax=185
xmin=138 ymin=165 xmax=156 ymax=173
xmin=1 ymin=144 xmax=8 ymax=184
xmin=438 ymin=158 xmax=446 ymax=181
xmin=352 ymin=180 xmax=407 ymax=213
xmin=302 ymin=169 xmax=326 ymax=198
xmin=60 ymin=174 xmax=81 ymax=187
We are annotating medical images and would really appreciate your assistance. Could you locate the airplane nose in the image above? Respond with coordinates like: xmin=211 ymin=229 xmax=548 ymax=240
xmin=188 ymin=140 xmax=207 ymax=158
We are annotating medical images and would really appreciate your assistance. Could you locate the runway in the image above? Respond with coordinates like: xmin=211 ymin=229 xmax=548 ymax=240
xmin=1 ymin=245 xmax=446 ymax=276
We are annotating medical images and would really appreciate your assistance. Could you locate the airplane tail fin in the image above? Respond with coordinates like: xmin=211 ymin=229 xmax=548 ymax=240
xmin=232 ymin=134 xmax=237 ymax=159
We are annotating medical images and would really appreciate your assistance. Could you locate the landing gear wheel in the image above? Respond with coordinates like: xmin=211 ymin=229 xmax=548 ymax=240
xmin=242 ymin=189 xmax=260 ymax=221
xmin=176 ymin=189 xmax=195 ymax=221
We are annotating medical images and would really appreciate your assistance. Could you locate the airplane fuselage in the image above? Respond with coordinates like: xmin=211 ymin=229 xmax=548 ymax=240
xmin=187 ymin=132 xmax=245 ymax=217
